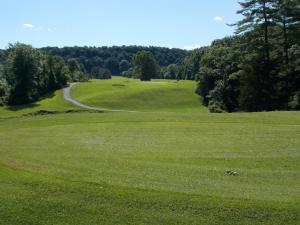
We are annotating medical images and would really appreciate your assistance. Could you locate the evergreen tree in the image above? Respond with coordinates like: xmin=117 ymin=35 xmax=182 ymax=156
xmin=273 ymin=0 xmax=300 ymax=64
xmin=235 ymin=0 xmax=278 ymax=111
xmin=236 ymin=0 xmax=275 ymax=61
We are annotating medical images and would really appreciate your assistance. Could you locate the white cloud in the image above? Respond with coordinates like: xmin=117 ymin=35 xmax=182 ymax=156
xmin=23 ymin=23 xmax=34 ymax=28
xmin=213 ymin=16 xmax=223 ymax=22
xmin=184 ymin=44 xmax=201 ymax=50
xmin=47 ymin=28 xmax=53 ymax=32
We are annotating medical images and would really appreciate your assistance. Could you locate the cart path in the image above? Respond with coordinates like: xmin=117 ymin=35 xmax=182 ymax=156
xmin=63 ymin=83 xmax=139 ymax=113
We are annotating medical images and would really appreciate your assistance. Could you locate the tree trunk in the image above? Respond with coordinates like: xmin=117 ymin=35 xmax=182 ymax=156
xmin=263 ymin=1 xmax=270 ymax=62
xmin=282 ymin=19 xmax=289 ymax=64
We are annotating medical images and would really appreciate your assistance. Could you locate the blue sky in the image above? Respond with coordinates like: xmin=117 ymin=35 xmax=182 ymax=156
xmin=0 ymin=0 xmax=241 ymax=49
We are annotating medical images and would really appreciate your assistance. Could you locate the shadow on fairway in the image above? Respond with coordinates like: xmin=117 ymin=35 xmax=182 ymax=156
xmin=6 ymin=103 xmax=40 ymax=112
xmin=6 ymin=92 xmax=55 ymax=112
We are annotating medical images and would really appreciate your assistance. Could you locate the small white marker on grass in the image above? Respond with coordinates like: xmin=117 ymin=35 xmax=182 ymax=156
xmin=226 ymin=170 xmax=239 ymax=176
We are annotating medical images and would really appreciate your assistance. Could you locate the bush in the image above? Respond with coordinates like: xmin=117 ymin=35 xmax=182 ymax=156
xmin=208 ymin=100 xmax=226 ymax=113
xmin=288 ymin=92 xmax=300 ymax=110
xmin=0 ymin=78 xmax=9 ymax=105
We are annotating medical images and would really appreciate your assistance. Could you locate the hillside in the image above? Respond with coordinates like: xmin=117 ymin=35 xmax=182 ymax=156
xmin=0 ymin=79 xmax=300 ymax=224
xmin=0 ymin=90 xmax=79 ymax=118
xmin=41 ymin=46 xmax=188 ymax=75
xmin=71 ymin=77 xmax=208 ymax=112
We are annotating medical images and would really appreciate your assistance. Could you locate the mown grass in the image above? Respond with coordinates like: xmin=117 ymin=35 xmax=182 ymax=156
xmin=1 ymin=163 xmax=299 ymax=225
xmin=0 ymin=78 xmax=299 ymax=224
xmin=71 ymin=77 xmax=208 ymax=112
xmin=0 ymin=89 xmax=79 ymax=119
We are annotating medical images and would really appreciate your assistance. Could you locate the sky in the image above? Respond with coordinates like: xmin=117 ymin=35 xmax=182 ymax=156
xmin=0 ymin=0 xmax=241 ymax=50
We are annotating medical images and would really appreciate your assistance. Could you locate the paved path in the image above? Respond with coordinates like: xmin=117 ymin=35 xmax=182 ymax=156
xmin=63 ymin=83 xmax=139 ymax=113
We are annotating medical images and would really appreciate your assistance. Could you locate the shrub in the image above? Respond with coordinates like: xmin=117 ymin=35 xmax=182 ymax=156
xmin=288 ymin=92 xmax=300 ymax=110
xmin=208 ymin=100 xmax=226 ymax=113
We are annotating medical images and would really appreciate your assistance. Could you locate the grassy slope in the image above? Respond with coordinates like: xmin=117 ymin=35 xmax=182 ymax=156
xmin=0 ymin=78 xmax=300 ymax=224
xmin=0 ymin=90 xmax=79 ymax=118
xmin=71 ymin=77 xmax=208 ymax=112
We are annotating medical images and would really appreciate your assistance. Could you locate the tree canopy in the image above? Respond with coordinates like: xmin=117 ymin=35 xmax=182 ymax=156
xmin=41 ymin=46 xmax=187 ymax=78
xmin=133 ymin=51 xmax=158 ymax=81
xmin=0 ymin=44 xmax=89 ymax=105
xmin=196 ymin=0 xmax=300 ymax=112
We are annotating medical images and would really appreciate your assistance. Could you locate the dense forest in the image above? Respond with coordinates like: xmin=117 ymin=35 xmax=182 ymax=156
xmin=0 ymin=0 xmax=299 ymax=111
xmin=0 ymin=44 xmax=88 ymax=105
xmin=41 ymin=46 xmax=188 ymax=79
xmin=196 ymin=0 xmax=300 ymax=112
xmin=41 ymin=46 xmax=207 ymax=81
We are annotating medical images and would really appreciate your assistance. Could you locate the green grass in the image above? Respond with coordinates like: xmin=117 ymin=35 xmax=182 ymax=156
xmin=0 ymin=90 xmax=79 ymax=118
xmin=0 ymin=78 xmax=300 ymax=224
xmin=71 ymin=77 xmax=208 ymax=112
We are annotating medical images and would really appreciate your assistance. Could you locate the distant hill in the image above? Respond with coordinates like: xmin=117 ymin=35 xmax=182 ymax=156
xmin=41 ymin=46 xmax=188 ymax=75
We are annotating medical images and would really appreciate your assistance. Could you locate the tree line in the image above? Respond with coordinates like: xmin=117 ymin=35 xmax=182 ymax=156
xmin=41 ymin=46 xmax=188 ymax=79
xmin=196 ymin=0 xmax=300 ymax=112
xmin=1 ymin=0 xmax=299 ymax=111
xmin=1 ymin=44 xmax=209 ymax=83
xmin=0 ymin=44 xmax=195 ymax=106
xmin=0 ymin=44 xmax=88 ymax=105
xmin=121 ymin=49 xmax=208 ymax=81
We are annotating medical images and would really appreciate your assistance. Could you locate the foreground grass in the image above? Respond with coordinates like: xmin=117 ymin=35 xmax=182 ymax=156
xmin=1 ymin=162 xmax=298 ymax=225
xmin=71 ymin=77 xmax=208 ymax=112
xmin=0 ymin=78 xmax=299 ymax=224
xmin=0 ymin=111 xmax=299 ymax=224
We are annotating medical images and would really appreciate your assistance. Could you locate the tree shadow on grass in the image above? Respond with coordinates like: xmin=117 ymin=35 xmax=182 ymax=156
xmin=6 ymin=103 xmax=40 ymax=112
xmin=39 ymin=92 xmax=55 ymax=101
xmin=6 ymin=92 xmax=55 ymax=112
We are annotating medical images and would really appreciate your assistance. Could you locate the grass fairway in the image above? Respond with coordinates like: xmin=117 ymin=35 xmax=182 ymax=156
xmin=0 ymin=78 xmax=300 ymax=224
xmin=71 ymin=77 xmax=208 ymax=112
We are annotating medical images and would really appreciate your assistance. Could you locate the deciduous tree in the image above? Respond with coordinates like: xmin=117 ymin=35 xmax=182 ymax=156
xmin=133 ymin=51 xmax=158 ymax=81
